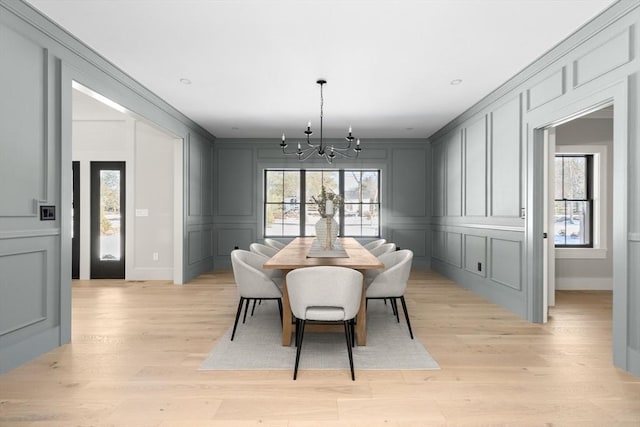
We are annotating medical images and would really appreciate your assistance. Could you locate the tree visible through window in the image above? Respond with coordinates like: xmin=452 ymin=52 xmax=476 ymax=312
xmin=264 ymin=169 xmax=380 ymax=237
xmin=554 ymin=155 xmax=593 ymax=247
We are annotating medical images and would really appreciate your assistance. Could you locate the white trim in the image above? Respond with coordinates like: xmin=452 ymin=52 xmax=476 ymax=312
xmin=554 ymin=144 xmax=608 ymax=257
xmin=556 ymin=276 xmax=612 ymax=290
xmin=555 ymin=247 xmax=608 ymax=259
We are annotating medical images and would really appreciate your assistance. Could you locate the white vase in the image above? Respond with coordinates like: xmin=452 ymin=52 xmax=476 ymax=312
xmin=315 ymin=216 xmax=338 ymax=250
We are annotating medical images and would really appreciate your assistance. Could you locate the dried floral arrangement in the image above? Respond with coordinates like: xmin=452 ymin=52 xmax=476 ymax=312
xmin=312 ymin=186 xmax=343 ymax=217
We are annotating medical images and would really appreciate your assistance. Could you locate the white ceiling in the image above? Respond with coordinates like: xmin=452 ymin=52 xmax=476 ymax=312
xmin=26 ymin=0 xmax=616 ymax=140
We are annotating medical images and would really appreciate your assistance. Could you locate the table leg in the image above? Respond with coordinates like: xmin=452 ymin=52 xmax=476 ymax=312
xmin=281 ymin=271 xmax=292 ymax=346
xmin=356 ymin=272 xmax=367 ymax=346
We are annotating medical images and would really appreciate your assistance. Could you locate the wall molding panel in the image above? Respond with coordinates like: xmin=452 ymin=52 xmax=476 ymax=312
xmin=0 ymin=25 xmax=47 ymax=217
xmin=573 ymin=27 xmax=632 ymax=88
xmin=464 ymin=115 xmax=488 ymax=217
xmin=0 ymin=249 xmax=47 ymax=336
xmin=464 ymin=234 xmax=487 ymax=278
xmin=445 ymin=231 xmax=463 ymax=268
xmin=526 ymin=67 xmax=566 ymax=111
xmin=490 ymin=95 xmax=522 ymax=218
xmin=489 ymin=238 xmax=522 ymax=291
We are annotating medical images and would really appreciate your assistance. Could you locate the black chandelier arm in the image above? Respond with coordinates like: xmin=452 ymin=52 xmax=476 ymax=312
xmin=326 ymin=146 xmax=361 ymax=159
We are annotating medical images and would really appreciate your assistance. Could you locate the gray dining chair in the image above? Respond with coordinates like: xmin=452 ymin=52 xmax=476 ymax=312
xmin=264 ymin=238 xmax=286 ymax=251
xmin=250 ymin=242 xmax=279 ymax=258
xmin=286 ymin=266 xmax=363 ymax=380
xmin=366 ymin=249 xmax=414 ymax=339
xmin=368 ymin=242 xmax=396 ymax=258
xmin=363 ymin=239 xmax=386 ymax=251
xmin=230 ymin=249 xmax=283 ymax=341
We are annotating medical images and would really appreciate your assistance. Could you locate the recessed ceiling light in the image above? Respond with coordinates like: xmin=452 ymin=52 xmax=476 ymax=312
xmin=231 ymin=127 xmax=240 ymax=130
xmin=179 ymin=78 xmax=192 ymax=85
xmin=450 ymin=79 xmax=463 ymax=85
xmin=405 ymin=127 xmax=414 ymax=131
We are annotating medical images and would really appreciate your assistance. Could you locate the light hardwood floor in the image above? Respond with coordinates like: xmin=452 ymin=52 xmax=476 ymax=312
xmin=1 ymin=270 xmax=639 ymax=426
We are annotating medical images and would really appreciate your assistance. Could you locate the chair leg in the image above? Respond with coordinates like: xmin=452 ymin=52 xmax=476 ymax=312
xmin=390 ymin=299 xmax=400 ymax=322
xmin=400 ymin=296 xmax=414 ymax=339
xmin=351 ymin=319 xmax=356 ymax=347
xmin=250 ymin=299 xmax=257 ymax=316
xmin=242 ymin=298 xmax=252 ymax=323
xmin=344 ymin=320 xmax=355 ymax=381
xmin=230 ymin=297 xmax=245 ymax=341
xmin=293 ymin=319 xmax=306 ymax=380
xmin=277 ymin=299 xmax=283 ymax=325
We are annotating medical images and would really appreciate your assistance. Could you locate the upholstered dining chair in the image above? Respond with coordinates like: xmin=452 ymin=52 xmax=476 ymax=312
xmin=368 ymin=242 xmax=396 ymax=258
xmin=264 ymin=238 xmax=286 ymax=251
xmin=249 ymin=242 xmax=279 ymax=258
xmin=366 ymin=249 xmax=414 ymax=339
xmin=363 ymin=238 xmax=386 ymax=251
xmin=230 ymin=249 xmax=283 ymax=341
xmin=286 ymin=266 xmax=363 ymax=381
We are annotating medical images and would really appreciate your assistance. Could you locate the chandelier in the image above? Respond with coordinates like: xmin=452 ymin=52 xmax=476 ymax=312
xmin=280 ymin=79 xmax=362 ymax=164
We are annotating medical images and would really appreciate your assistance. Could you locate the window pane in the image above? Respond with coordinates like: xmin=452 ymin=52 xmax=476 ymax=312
xmin=265 ymin=203 xmax=283 ymax=236
xmin=266 ymin=171 xmax=283 ymax=203
xmin=306 ymin=170 xmax=339 ymax=202
xmin=100 ymin=170 xmax=121 ymax=261
xmin=344 ymin=203 xmax=361 ymax=236
xmin=361 ymin=204 xmax=379 ymax=236
xmin=362 ymin=171 xmax=379 ymax=203
xmin=563 ymin=157 xmax=587 ymax=200
xmin=283 ymin=171 xmax=300 ymax=204
xmin=344 ymin=171 xmax=362 ymax=203
xmin=554 ymin=200 xmax=590 ymax=245
xmin=554 ymin=157 xmax=564 ymax=199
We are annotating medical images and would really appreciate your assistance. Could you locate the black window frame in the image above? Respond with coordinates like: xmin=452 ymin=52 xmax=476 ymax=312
xmin=263 ymin=169 xmax=381 ymax=238
xmin=554 ymin=154 xmax=594 ymax=248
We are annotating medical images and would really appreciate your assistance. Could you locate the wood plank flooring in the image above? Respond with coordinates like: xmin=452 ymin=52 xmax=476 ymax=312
xmin=1 ymin=269 xmax=639 ymax=426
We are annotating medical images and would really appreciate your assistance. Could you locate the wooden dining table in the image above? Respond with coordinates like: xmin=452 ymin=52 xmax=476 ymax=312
xmin=263 ymin=237 xmax=384 ymax=346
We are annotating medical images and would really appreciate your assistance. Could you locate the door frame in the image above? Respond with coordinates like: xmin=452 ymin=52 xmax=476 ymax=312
xmin=527 ymin=79 xmax=628 ymax=369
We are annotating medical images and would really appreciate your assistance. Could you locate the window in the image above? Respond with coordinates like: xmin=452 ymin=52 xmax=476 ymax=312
xmin=264 ymin=169 xmax=380 ymax=237
xmin=554 ymin=155 xmax=593 ymax=247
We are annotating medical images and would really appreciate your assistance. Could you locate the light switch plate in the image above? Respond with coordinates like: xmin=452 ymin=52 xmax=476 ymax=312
xmin=40 ymin=205 xmax=55 ymax=220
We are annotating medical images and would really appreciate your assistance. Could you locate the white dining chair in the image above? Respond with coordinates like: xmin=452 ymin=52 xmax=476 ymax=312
xmin=368 ymin=242 xmax=396 ymax=258
xmin=286 ymin=266 xmax=363 ymax=380
xmin=264 ymin=238 xmax=286 ymax=251
xmin=250 ymin=242 xmax=279 ymax=258
xmin=363 ymin=239 xmax=386 ymax=251
xmin=366 ymin=249 xmax=414 ymax=339
xmin=230 ymin=249 xmax=283 ymax=341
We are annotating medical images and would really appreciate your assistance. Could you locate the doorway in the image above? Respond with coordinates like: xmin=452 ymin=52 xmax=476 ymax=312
xmin=542 ymin=105 xmax=614 ymax=319
xmin=90 ymin=161 xmax=126 ymax=279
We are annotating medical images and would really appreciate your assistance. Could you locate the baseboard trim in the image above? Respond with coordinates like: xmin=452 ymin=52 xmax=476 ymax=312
xmin=555 ymin=277 xmax=612 ymax=290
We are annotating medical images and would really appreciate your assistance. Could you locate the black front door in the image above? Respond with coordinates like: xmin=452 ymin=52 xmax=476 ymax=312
xmin=72 ymin=161 xmax=80 ymax=279
xmin=90 ymin=161 xmax=125 ymax=279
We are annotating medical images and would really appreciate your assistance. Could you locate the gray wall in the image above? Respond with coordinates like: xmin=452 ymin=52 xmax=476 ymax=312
xmin=0 ymin=1 xmax=215 ymax=373
xmin=428 ymin=0 xmax=640 ymax=375
xmin=212 ymin=139 xmax=431 ymax=269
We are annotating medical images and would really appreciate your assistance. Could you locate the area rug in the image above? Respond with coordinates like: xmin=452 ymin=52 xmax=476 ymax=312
xmin=199 ymin=299 xmax=439 ymax=371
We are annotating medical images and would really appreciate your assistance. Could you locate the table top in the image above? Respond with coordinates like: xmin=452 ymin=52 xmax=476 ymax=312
xmin=263 ymin=237 xmax=384 ymax=270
